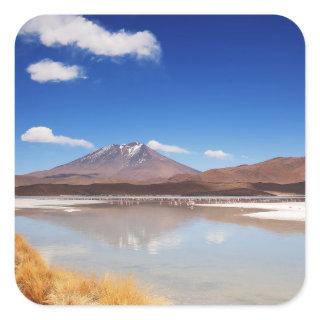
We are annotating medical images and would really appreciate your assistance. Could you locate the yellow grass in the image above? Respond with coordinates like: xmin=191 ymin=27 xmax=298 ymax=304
xmin=15 ymin=234 xmax=167 ymax=305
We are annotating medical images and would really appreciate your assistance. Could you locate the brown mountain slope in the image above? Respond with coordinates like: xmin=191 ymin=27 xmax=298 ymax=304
xmin=201 ymin=157 xmax=304 ymax=184
xmin=170 ymin=157 xmax=305 ymax=184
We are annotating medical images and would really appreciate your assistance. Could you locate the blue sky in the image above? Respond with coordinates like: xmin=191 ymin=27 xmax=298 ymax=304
xmin=15 ymin=15 xmax=304 ymax=174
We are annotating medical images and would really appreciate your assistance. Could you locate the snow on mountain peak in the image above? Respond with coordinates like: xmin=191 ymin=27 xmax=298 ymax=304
xmin=76 ymin=142 xmax=147 ymax=165
xmin=127 ymin=143 xmax=142 ymax=157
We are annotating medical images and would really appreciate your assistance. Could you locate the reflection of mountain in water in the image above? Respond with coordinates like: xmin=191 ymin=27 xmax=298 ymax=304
xmin=22 ymin=205 xmax=196 ymax=253
xmin=18 ymin=204 xmax=304 ymax=254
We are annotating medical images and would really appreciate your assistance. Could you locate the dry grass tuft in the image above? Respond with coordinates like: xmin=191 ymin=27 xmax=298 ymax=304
xmin=15 ymin=234 xmax=167 ymax=305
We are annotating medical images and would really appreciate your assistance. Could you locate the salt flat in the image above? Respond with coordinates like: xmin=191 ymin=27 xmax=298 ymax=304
xmin=15 ymin=197 xmax=104 ymax=212
xmin=15 ymin=197 xmax=306 ymax=221
xmin=195 ymin=202 xmax=305 ymax=221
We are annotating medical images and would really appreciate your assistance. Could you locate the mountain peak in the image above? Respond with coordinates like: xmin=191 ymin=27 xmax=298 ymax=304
xmin=75 ymin=142 xmax=146 ymax=166
xmin=126 ymin=141 xmax=142 ymax=146
xmin=109 ymin=141 xmax=142 ymax=147
xmin=101 ymin=141 xmax=143 ymax=152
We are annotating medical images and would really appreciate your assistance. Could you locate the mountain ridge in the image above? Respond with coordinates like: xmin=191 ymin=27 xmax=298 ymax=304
xmin=169 ymin=156 xmax=305 ymax=185
xmin=15 ymin=142 xmax=305 ymax=196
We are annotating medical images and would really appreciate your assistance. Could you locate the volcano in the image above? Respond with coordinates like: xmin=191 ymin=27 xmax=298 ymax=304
xmin=16 ymin=142 xmax=199 ymax=186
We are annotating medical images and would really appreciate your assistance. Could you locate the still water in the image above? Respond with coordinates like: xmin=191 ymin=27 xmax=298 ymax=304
xmin=16 ymin=204 xmax=304 ymax=304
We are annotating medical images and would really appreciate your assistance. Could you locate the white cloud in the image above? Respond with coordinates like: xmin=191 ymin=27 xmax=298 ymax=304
xmin=26 ymin=59 xmax=85 ymax=83
xmin=21 ymin=127 xmax=94 ymax=148
xmin=147 ymin=140 xmax=189 ymax=154
xmin=20 ymin=15 xmax=161 ymax=61
xmin=204 ymin=149 xmax=232 ymax=159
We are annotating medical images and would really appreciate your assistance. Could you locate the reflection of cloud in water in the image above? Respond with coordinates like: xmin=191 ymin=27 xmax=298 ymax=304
xmin=206 ymin=230 xmax=227 ymax=244
xmin=39 ymin=244 xmax=88 ymax=264
xmin=117 ymin=232 xmax=182 ymax=254
xmin=147 ymin=234 xmax=182 ymax=255
xmin=125 ymin=233 xmax=142 ymax=251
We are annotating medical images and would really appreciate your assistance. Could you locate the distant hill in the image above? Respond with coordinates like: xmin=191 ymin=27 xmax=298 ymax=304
xmin=169 ymin=157 xmax=305 ymax=184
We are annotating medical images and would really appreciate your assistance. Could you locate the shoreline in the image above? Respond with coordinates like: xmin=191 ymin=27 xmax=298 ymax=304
xmin=15 ymin=196 xmax=305 ymax=221
xmin=15 ymin=234 xmax=167 ymax=305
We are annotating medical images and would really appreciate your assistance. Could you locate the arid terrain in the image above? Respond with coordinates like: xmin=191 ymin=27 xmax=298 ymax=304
xmin=15 ymin=143 xmax=305 ymax=196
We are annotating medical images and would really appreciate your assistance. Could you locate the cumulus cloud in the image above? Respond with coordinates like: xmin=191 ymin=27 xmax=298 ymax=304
xmin=147 ymin=140 xmax=189 ymax=154
xmin=20 ymin=15 xmax=161 ymax=61
xmin=204 ymin=149 xmax=232 ymax=159
xmin=21 ymin=127 xmax=94 ymax=148
xmin=26 ymin=59 xmax=85 ymax=83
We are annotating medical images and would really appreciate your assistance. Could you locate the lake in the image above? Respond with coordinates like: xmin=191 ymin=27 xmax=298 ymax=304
xmin=15 ymin=203 xmax=304 ymax=304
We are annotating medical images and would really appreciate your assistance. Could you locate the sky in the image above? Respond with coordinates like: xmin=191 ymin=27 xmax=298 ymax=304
xmin=15 ymin=15 xmax=305 ymax=174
